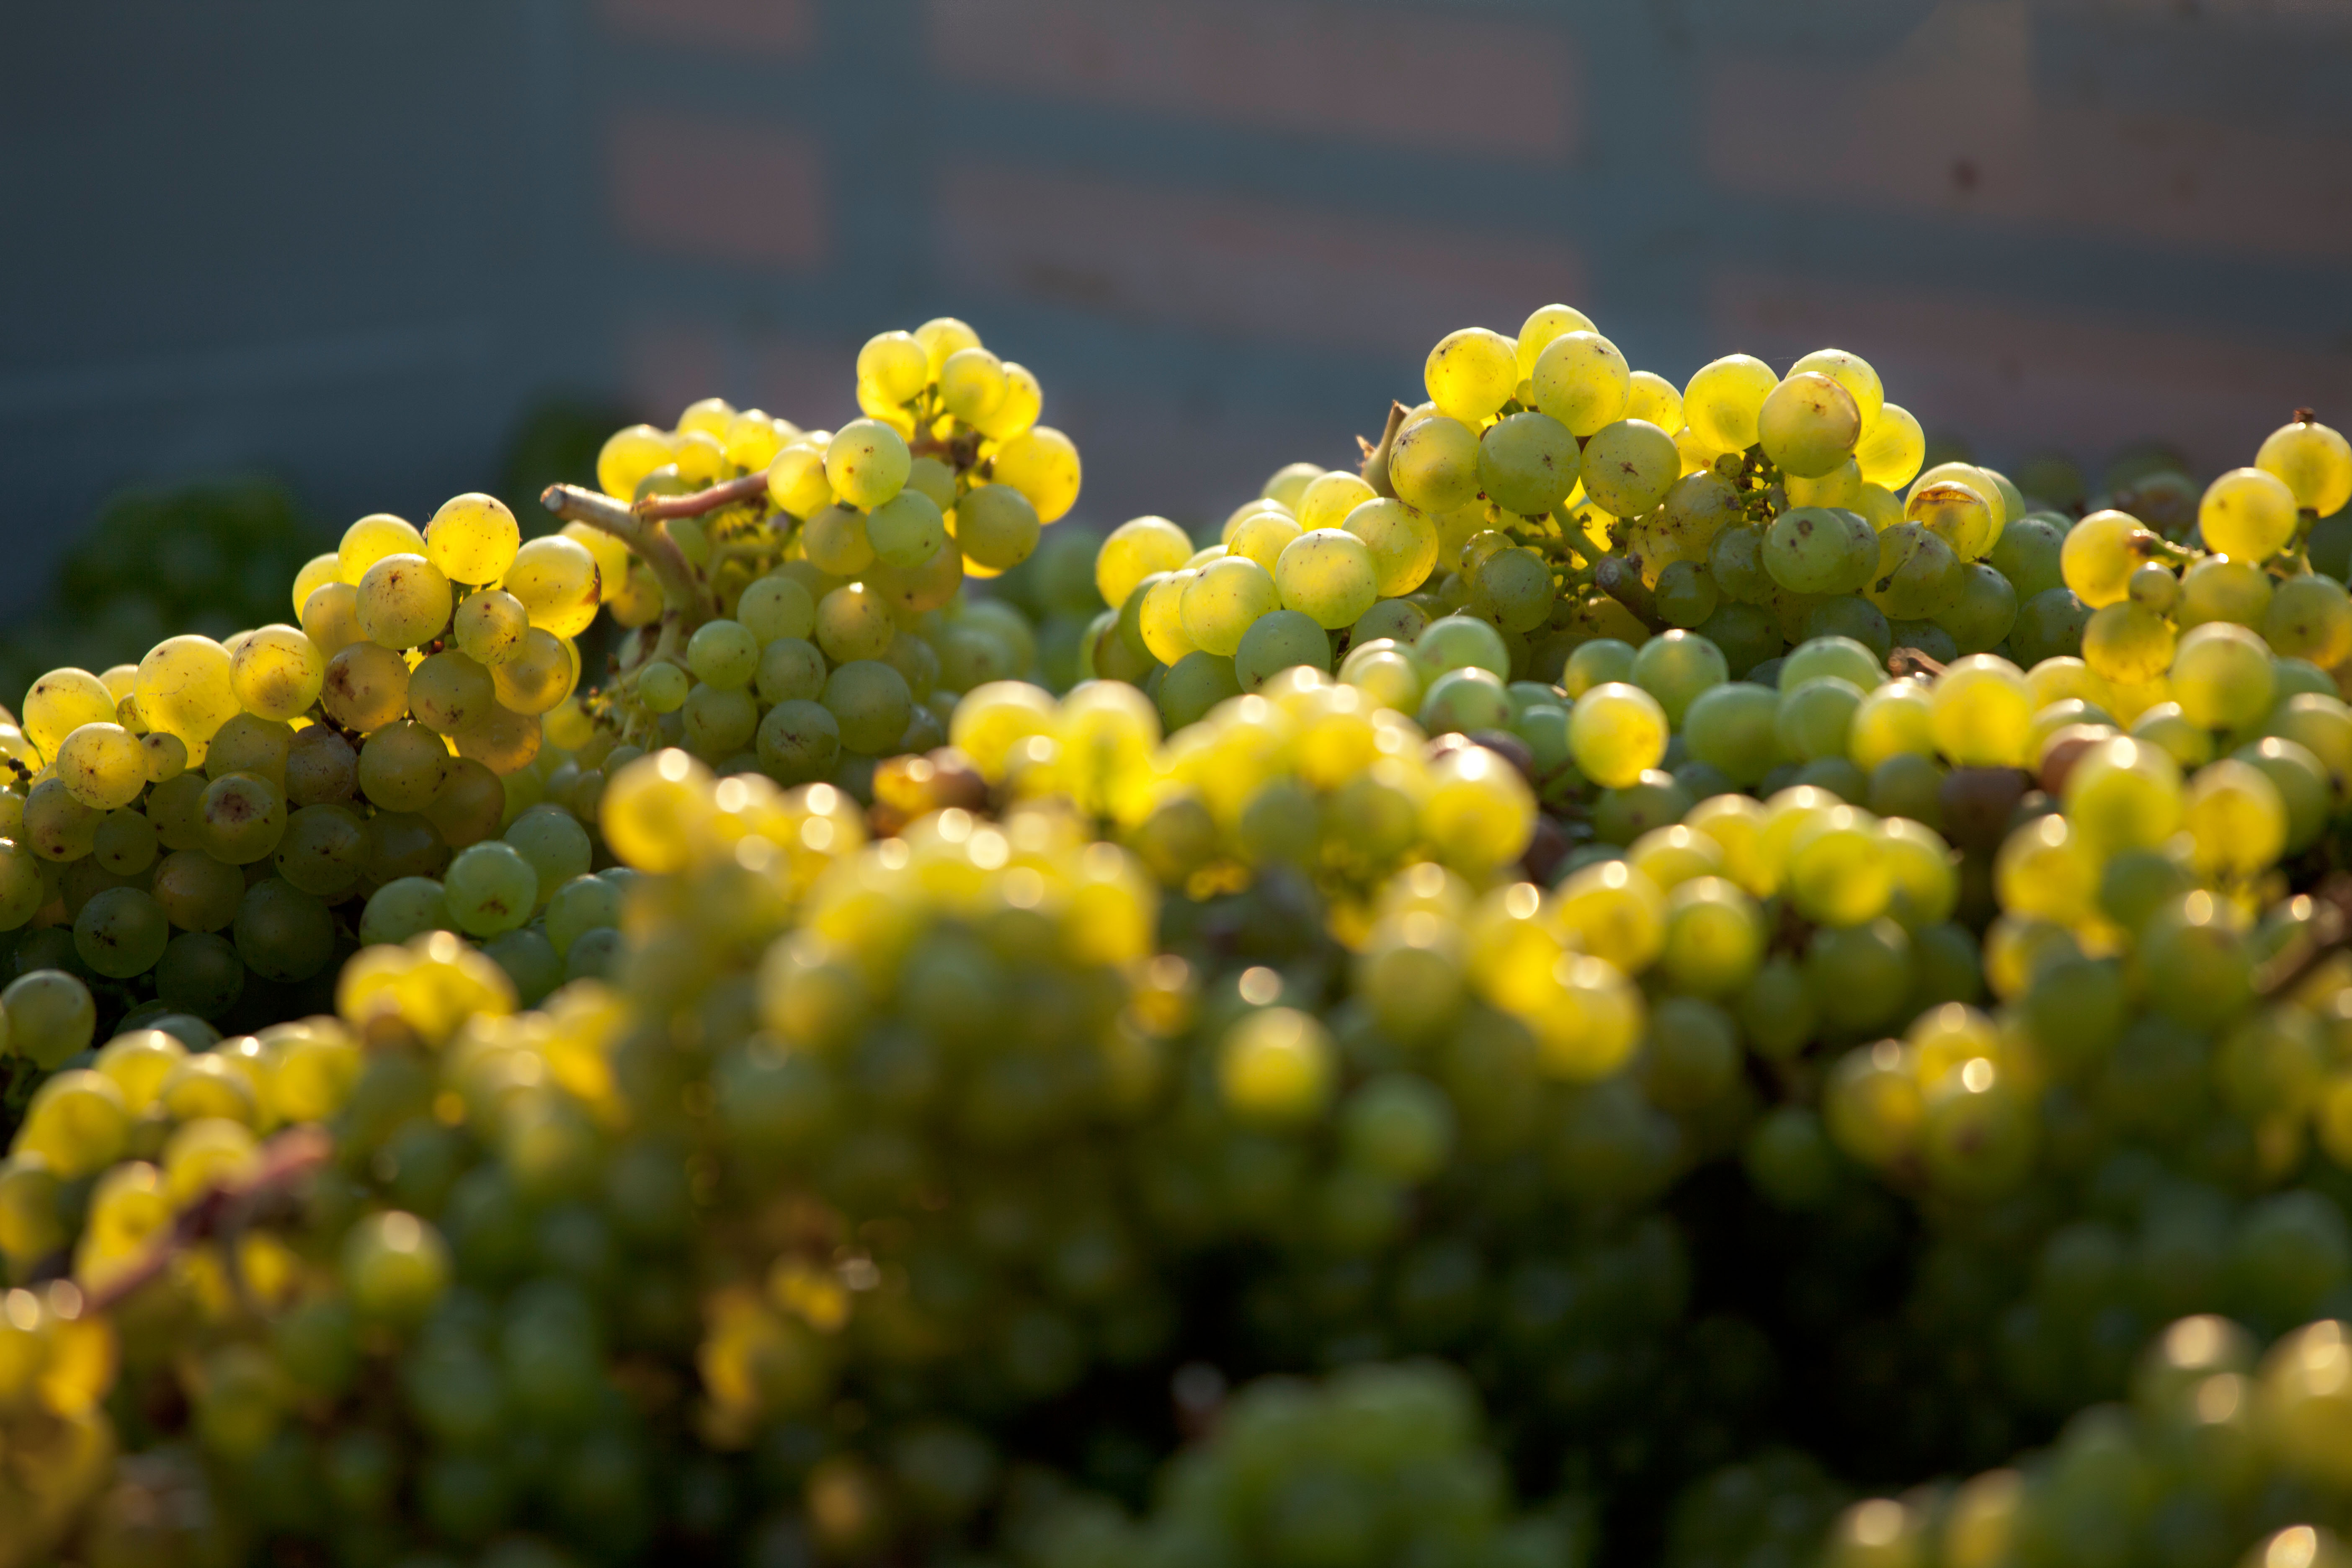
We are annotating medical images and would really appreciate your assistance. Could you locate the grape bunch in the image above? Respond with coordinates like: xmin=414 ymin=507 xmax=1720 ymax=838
xmin=567 ymin=318 xmax=1084 ymax=801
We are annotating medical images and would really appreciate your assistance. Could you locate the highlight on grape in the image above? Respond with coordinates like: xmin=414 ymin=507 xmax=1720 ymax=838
xmin=5 ymin=302 xmax=2352 ymax=1568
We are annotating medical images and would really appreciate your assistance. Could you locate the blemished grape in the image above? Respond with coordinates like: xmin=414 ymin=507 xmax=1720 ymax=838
xmin=1274 ymin=529 xmax=1380 ymax=630
xmin=1765 ymin=507 xmax=1878 ymax=596
xmin=1758 ymin=371 xmax=1863 ymax=477
xmin=423 ymin=491 xmax=521 ymax=585
xmin=406 ymin=650 xmax=495 ymax=735
xmin=1387 ymin=415 xmax=1482 ymax=512
xmin=1581 ymin=419 xmax=1681 ymax=518
xmin=441 ymin=841 xmax=538 ymax=936
xmin=1477 ymin=411 xmax=1580 ymax=515
xmin=1343 ymin=499 xmax=1440 ymax=597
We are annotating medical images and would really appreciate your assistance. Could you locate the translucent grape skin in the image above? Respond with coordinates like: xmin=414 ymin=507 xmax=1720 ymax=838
xmin=442 ymin=841 xmax=539 ymax=937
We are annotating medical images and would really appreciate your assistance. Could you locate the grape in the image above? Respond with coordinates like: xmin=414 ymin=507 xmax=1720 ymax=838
xmin=1568 ymin=682 xmax=1668 ymax=789
xmin=150 ymin=849 xmax=244 ymax=933
xmin=358 ymin=876 xmax=451 ymax=946
xmin=1930 ymin=654 xmax=2035 ymax=767
xmin=1340 ymin=499 xmax=1439 ymax=598
xmin=205 ymin=713 xmax=292 ymax=786
xmin=2082 ymin=601 xmax=2177 ymax=685
xmin=685 ymin=619 xmax=760 ymax=691
xmin=3 ymin=969 xmax=95 ymax=1069
xmin=1477 ymin=411 xmax=1580 ymax=515
xmin=1273 ymin=529 xmax=1380 ymax=631
xmin=135 ymin=634 xmax=240 ymax=757
xmin=1178 ymin=557 xmax=1279 ymax=657
xmin=506 ymin=535 xmax=603 ymax=638
xmin=1867 ymin=521 xmax=1965 ymax=619
xmin=337 ymin=511 xmax=425 ymax=582
xmin=224 ymin=624 xmax=328 ymax=722
xmin=2259 ymin=416 xmax=2352 ymax=516
xmin=1933 ymin=563 xmax=2020 ymax=654
xmin=441 ymin=841 xmax=539 ymax=938
xmin=199 ymin=772 xmax=289 ymax=865
xmin=951 ymin=485 xmax=1041 ymax=573
xmin=1418 ymin=668 xmax=1512 ymax=735
xmin=320 ymin=642 xmax=410 ymax=731
xmin=1802 ymin=596 xmax=1891 ymax=660
xmin=2060 ymin=509 xmax=2151 ymax=608
xmin=2200 ymin=466 xmax=2300 ymax=561
xmin=2263 ymin=573 xmax=2352 ymax=667
xmin=988 ymin=425 xmax=1081 ymax=524
xmin=1853 ymin=401 xmax=1926 ymax=489
xmin=407 ymin=650 xmax=496 ymax=735
xmin=737 ymin=575 xmax=818 ymax=645
xmin=1530 ymin=330 xmax=1630 ymax=436
xmin=1777 ymin=677 xmax=1867 ymax=763
xmin=1387 ymin=416 xmax=1481 ymax=513
xmin=1474 ymin=547 xmax=1555 ymax=634
xmin=1631 ymin=630 xmax=1729 ymax=725
xmin=54 ymin=722 xmax=147 ymax=810
xmin=91 ymin=808 xmax=158 ymax=877
xmin=1682 ymin=353 xmax=1777 ymax=451
xmin=1758 ymin=371 xmax=1863 ymax=477
xmin=1764 ymin=507 xmax=1877 ymax=595
xmin=276 ymin=803 xmax=370 ymax=897
xmin=358 ymin=722 xmax=453 ymax=813
xmin=1656 ymin=561 xmax=1720 ymax=627
xmin=1424 ymin=326 xmax=1519 ymax=423
xmin=421 ymin=492 xmax=521 ymax=586
xmin=1582 ymin=419 xmax=1681 ymax=518
xmin=2010 ymin=586 xmax=2092 ymax=665
xmin=1234 ymin=610 xmax=1332 ymax=691
xmin=822 ymin=660 xmax=915 ymax=754
xmin=72 ymin=885 xmax=169 ymax=979
xmin=353 ymin=552 xmax=453 ymax=650
xmin=1227 ymin=510 xmax=1304 ymax=576
xmin=756 ymin=699 xmax=842 ymax=783
xmin=2172 ymin=622 xmax=2276 ymax=730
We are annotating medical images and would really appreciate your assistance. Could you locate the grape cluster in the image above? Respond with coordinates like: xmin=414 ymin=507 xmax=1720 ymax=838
xmin=13 ymin=296 xmax=2352 ymax=1568
xmin=579 ymin=319 xmax=1085 ymax=801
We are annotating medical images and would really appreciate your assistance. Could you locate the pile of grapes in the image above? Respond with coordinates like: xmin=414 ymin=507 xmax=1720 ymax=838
xmin=7 ymin=305 xmax=2352 ymax=1568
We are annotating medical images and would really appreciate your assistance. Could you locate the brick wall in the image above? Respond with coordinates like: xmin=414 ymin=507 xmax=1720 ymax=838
xmin=5 ymin=0 xmax=2351 ymax=610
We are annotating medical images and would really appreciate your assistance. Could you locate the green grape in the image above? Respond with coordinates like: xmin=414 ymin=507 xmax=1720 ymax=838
xmin=1683 ymin=353 xmax=1777 ymax=451
xmin=1343 ymin=499 xmax=1441 ymax=598
xmin=1418 ymin=668 xmax=1512 ymax=735
xmin=1932 ymin=563 xmax=2019 ymax=655
xmin=1095 ymin=516 xmax=1193 ymax=609
xmin=1275 ymin=529 xmax=1381 ymax=630
xmin=1656 ymin=561 xmax=1719 ymax=627
xmin=150 ymin=849 xmax=243 ymax=933
xmin=2009 ymin=586 xmax=2092 ymax=665
xmin=198 ymin=772 xmax=289 ymax=865
xmin=1777 ymin=677 xmax=1867 ymax=763
xmin=72 ymin=885 xmax=169 ymax=979
xmin=232 ymin=878 xmax=336 ymax=982
xmin=756 ymin=638 xmax=828 ymax=706
xmin=443 ymin=842 xmax=539 ymax=937
xmin=953 ymin=485 xmax=1041 ymax=572
xmin=1424 ymin=326 xmax=1519 ymax=422
xmin=1986 ymin=514 xmax=2066 ymax=598
xmin=1758 ymin=372 xmax=1862 ymax=477
xmin=686 ymin=620 xmax=761 ymax=691
xmin=2138 ymin=893 xmax=2253 ymax=1029
xmin=1159 ymin=651 xmax=1245 ymax=730
xmin=822 ymin=660 xmax=915 ymax=754
xmin=1351 ymin=597 xmax=1429 ymax=649
xmin=816 ymin=583 xmax=898 ymax=664
xmin=364 ymin=809 xmax=450 ymax=885
xmin=358 ymin=722 xmax=452 ymax=814
xmin=359 ymin=876 xmax=452 ymax=946
xmin=756 ymin=699 xmax=841 ymax=783
xmin=2264 ymin=573 xmax=2352 ymax=668
xmin=2178 ymin=554 xmax=2273 ymax=630
xmin=504 ymin=806 xmax=592 ymax=908
xmin=2172 ymin=622 xmax=2276 ymax=730
xmin=136 ymin=634 xmax=240 ymax=757
xmin=2061 ymin=509 xmax=2152 ymax=608
xmin=1865 ymin=521 xmax=1966 ymax=619
xmin=1339 ymin=642 xmax=1424 ymax=714
xmin=1592 ymin=769 xmax=1696 ymax=845
xmin=1387 ymin=416 xmax=1481 ymax=513
xmin=276 ymin=804 xmax=369 ymax=897
xmin=2259 ymin=415 xmax=2352 ymax=514
xmin=939 ymin=345 xmax=1008 ymax=424
xmin=1802 ymin=595 xmax=1892 ymax=660
xmin=1179 ymin=557 xmax=1279 ymax=657
xmin=2127 ymin=559 xmax=2180 ymax=613
xmin=484 ymin=926 xmax=563 ymax=1005
xmin=204 ymin=713 xmax=292 ymax=785
xmin=1764 ymin=508 xmax=1877 ymax=595
xmin=1419 ymin=615 xmax=1511 ymax=681
xmin=1581 ymin=420 xmax=1679 ymax=518
xmin=804 ymin=504 xmax=876 ymax=577
xmin=54 ymin=722 xmax=147 ymax=810
xmin=543 ymin=874 xmax=619 ymax=958
xmin=1804 ymin=917 xmax=1913 ymax=1032
xmin=1569 ymin=682 xmax=1668 ymax=789
xmin=865 ymin=490 xmax=947 ymax=569
xmin=423 ymin=491 xmax=521 ymax=585
xmin=407 ymin=650 xmax=495 ymax=735
xmin=2235 ymin=737 xmax=2331 ymax=851
xmin=1234 ymin=610 xmax=1332 ymax=691
xmin=321 ymin=641 xmax=410 ymax=731
xmin=2200 ymin=466 xmax=2299 ymax=561
xmin=91 ymin=808 xmax=158 ymax=877
xmin=1473 ymin=547 xmax=1554 ymax=634
xmin=2081 ymin=601 xmax=2176 ymax=685
xmin=152 ymin=931 xmax=244 ymax=1019
xmin=637 ymin=660 xmax=689 ymax=714
xmin=3 ymin=968 xmax=95 ymax=1068
xmin=354 ymin=552 xmax=454 ymax=649
xmin=1230 ymin=510 xmax=1304 ymax=575
xmin=883 ymin=630 xmax=939 ymax=701
xmin=681 ymin=684 xmax=758 ymax=758
xmin=1630 ymin=630 xmax=1728 ymax=725
xmin=228 ymin=624 xmax=328 ymax=722
xmin=1530 ymin=331 xmax=1630 ymax=436
xmin=858 ymin=329 xmax=927 ymax=402
xmin=449 ymin=587 xmax=527 ymax=669
xmin=737 ymin=574 xmax=818 ymax=645
xmin=1476 ymin=412 xmax=1579 ymax=515
xmin=1681 ymin=681 xmax=1778 ymax=785
xmin=1708 ymin=524 xmax=1774 ymax=604
xmin=824 ymin=418 xmax=913 ymax=509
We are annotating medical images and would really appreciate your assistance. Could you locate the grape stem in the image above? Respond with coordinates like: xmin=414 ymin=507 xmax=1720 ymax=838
xmin=634 ymin=472 xmax=770 ymax=521
xmin=1887 ymin=647 xmax=1948 ymax=678
xmin=83 ymin=1125 xmax=335 ymax=1316
xmin=1357 ymin=402 xmax=1411 ymax=499
xmin=539 ymin=483 xmax=716 ymax=627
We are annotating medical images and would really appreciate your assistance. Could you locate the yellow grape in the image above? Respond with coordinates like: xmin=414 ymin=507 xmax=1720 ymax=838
xmin=1683 ymin=354 xmax=1778 ymax=452
xmin=1791 ymin=347 xmax=1886 ymax=433
xmin=857 ymin=330 xmax=929 ymax=403
xmin=1424 ymin=327 xmax=1520 ymax=424
xmin=505 ymin=536 xmax=603 ymax=638
xmin=423 ymin=493 xmax=521 ymax=585
xmin=21 ymin=669 xmax=116 ymax=760
xmin=2259 ymin=417 xmax=2352 ymax=517
xmin=229 ymin=625 xmax=327 ymax=721
xmin=1531 ymin=331 xmax=1632 ymax=436
xmin=1096 ymin=516 xmax=1194 ymax=609
xmin=1854 ymin=402 xmax=1926 ymax=490
xmin=336 ymin=513 xmax=424 ymax=583
xmin=2200 ymin=466 xmax=2300 ymax=561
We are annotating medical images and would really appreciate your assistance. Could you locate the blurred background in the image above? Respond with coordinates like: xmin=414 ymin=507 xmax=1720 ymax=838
xmin=5 ymin=0 xmax=2351 ymax=684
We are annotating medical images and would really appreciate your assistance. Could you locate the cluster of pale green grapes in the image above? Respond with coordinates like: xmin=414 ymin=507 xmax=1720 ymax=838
xmin=578 ymin=317 xmax=1086 ymax=796
xmin=0 ymin=490 xmax=655 ymax=1078
xmin=18 ymin=296 xmax=2352 ymax=1568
